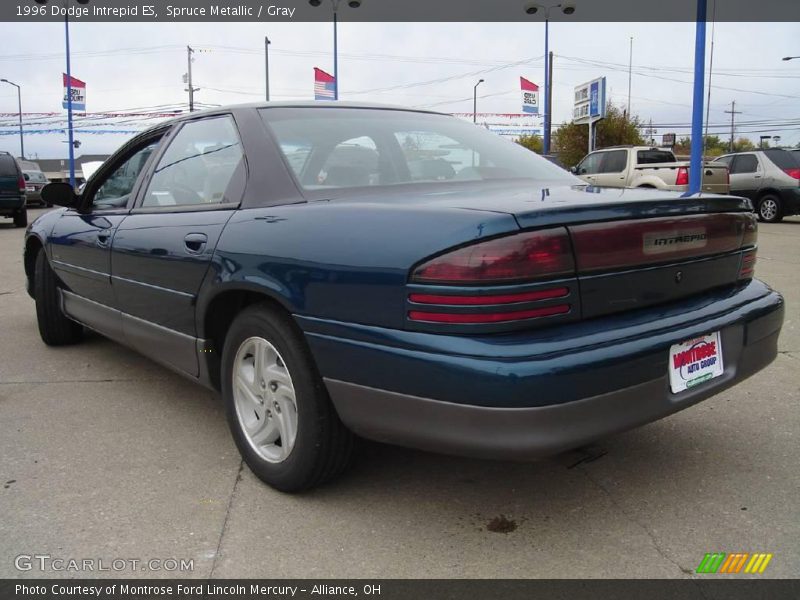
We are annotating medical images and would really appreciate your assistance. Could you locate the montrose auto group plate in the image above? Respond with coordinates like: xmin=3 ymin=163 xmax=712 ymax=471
xmin=669 ymin=331 xmax=724 ymax=394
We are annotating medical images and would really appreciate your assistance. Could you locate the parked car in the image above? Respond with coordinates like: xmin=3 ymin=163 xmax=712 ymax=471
xmin=22 ymin=170 xmax=51 ymax=207
xmin=26 ymin=103 xmax=784 ymax=492
xmin=0 ymin=151 xmax=27 ymax=227
xmin=572 ymin=146 xmax=730 ymax=194
xmin=713 ymin=149 xmax=800 ymax=222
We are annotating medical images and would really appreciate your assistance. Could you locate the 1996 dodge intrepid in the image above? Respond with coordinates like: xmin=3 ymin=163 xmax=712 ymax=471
xmin=25 ymin=103 xmax=784 ymax=491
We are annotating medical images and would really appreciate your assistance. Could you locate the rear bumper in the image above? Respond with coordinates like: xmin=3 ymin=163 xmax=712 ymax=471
xmin=300 ymin=280 xmax=784 ymax=459
xmin=779 ymin=187 xmax=800 ymax=215
xmin=0 ymin=196 xmax=25 ymax=214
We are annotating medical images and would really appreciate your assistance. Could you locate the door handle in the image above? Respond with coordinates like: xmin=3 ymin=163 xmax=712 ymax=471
xmin=97 ymin=232 xmax=111 ymax=247
xmin=184 ymin=233 xmax=208 ymax=254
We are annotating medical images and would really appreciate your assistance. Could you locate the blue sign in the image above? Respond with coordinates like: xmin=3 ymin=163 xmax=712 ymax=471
xmin=590 ymin=81 xmax=599 ymax=117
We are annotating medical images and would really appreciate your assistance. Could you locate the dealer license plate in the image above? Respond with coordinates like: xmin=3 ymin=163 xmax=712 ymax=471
xmin=668 ymin=331 xmax=724 ymax=394
xmin=25 ymin=186 xmax=35 ymax=192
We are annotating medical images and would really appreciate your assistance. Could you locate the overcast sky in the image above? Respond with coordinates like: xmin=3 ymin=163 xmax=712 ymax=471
xmin=0 ymin=20 xmax=798 ymax=159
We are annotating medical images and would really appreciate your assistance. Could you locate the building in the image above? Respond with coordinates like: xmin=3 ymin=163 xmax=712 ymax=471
xmin=18 ymin=154 xmax=110 ymax=183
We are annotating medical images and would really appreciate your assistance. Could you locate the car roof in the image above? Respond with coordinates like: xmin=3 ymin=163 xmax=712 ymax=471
xmin=135 ymin=101 xmax=450 ymax=137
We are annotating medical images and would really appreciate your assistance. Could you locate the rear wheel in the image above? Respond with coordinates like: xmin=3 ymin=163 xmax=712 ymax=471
xmin=221 ymin=303 xmax=354 ymax=492
xmin=757 ymin=195 xmax=783 ymax=223
xmin=34 ymin=251 xmax=83 ymax=346
xmin=13 ymin=209 xmax=27 ymax=228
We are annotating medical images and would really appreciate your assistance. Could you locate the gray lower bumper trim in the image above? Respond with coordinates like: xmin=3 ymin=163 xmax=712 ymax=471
xmin=324 ymin=331 xmax=778 ymax=460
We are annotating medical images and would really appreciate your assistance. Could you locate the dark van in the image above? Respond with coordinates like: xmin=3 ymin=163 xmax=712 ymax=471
xmin=0 ymin=152 xmax=27 ymax=227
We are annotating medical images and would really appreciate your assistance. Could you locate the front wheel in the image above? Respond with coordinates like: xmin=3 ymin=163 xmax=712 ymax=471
xmin=221 ymin=304 xmax=354 ymax=492
xmin=757 ymin=195 xmax=783 ymax=223
xmin=34 ymin=251 xmax=83 ymax=345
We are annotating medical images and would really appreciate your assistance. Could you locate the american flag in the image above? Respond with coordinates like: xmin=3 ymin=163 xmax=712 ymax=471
xmin=314 ymin=67 xmax=336 ymax=100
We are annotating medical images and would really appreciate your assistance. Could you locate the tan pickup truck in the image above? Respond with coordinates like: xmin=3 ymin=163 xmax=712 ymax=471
xmin=571 ymin=146 xmax=730 ymax=193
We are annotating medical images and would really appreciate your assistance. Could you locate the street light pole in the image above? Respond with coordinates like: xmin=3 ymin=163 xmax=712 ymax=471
xmin=265 ymin=36 xmax=271 ymax=101
xmin=0 ymin=79 xmax=23 ymax=159
xmin=36 ymin=0 xmax=89 ymax=188
xmin=309 ymin=0 xmax=361 ymax=101
xmin=687 ymin=0 xmax=707 ymax=196
xmin=473 ymin=79 xmax=484 ymax=123
xmin=524 ymin=2 xmax=576 ymax=156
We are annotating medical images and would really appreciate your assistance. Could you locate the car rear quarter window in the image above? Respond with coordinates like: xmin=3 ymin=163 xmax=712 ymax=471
xmin=763 ymin=149 xmax=800 ymax=170
xmin=636 ymin=150 xmax=676 ymax=164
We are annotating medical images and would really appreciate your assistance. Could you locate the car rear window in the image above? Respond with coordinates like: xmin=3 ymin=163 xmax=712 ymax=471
xmin=24 ymin=171 xmax=48 ymax=183
xmin=763 ymin=149 xmax=800 ymax=170
xmin=261 ymin=108 xmax=576 ymax=191
xmin=0 ymin=155 xmax=19 ymax=176
xmin=637 ymin=150 xmax=676 ymax=165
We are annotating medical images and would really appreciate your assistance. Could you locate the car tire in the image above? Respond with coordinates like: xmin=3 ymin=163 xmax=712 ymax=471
xmin=221 ymin=303 xmax=355 ymax=492
xmin=13 ymin=209 xmax=27 ymax=228
xmin=757 ymin=195 xmax=783 ymax=223
xmin=34 ymin=250 xmax=84 ymax=346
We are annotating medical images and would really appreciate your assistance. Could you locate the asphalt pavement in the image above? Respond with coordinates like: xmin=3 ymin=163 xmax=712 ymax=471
xmin=1 ymin=208 xmax=798 ymax=579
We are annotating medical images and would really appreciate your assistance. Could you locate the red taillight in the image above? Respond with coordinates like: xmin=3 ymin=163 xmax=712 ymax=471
xmin=411 ymin=228 xmax=574 ymax=284
xmin=739 ymin=249 xmax=757 ymax=280
xmin=742 ymin=213 xmax=757 ymax=247
xmin=675 ymin=167 xmax=689 ymax=186
xmin=783 ymin=168 xmax=800 ymax=180
xmin=408 ymin=287 xmax=569 ymax=306
xmin=18 ymin=176 xmax=25 ymax=193
xmin=408 ymin=304 xmax=570 ymax=324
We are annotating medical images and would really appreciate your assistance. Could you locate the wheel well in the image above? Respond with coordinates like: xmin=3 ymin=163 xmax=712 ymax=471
xmin=757 ymin=188 xmax=781 ymax=203
xmin=637 ymin=184 xmax=656 ymax=188
xmin=24 ymin=237 xmax=43 ymax=296
xmin=202 ymin=290 xmax=292 ymax=391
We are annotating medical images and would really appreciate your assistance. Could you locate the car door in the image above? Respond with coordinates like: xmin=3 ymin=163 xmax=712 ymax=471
xmin=592 ymin=149 xmax=628 ymax=187
xmin=728 ymin=154 xmax=761 ymax=201
xmin=48 ymin=134 xmax=163 ymax=338
xmin=574 ymin=151 xmax=604 ymax=185
xmin=110 ymin=114 xmax=246 ymax=377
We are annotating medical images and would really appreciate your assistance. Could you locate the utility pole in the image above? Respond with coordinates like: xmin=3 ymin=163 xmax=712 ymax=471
xmin=627 ymin=37 xmax=633 ymax=117
xmin=187 ymin=45 xmax=195 ymax=111
xmin=546 ymin=51 xmax=553 ymax=152
xmin=724 ymin=100 xmax=741 ymax=152
xmin=265 ymin=36 xmax=271 ymax=101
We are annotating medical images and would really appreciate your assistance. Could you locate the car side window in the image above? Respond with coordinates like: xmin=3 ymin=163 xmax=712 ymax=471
xmin=577 ymin=152 xmax=603 ymax=175
xmin=714 ymin=155 xmax=733 ymax=168
xmin=141 ymin=116 xmax=245 ymax=208
xmin=731 ymin=154 xmax=758 ymax=174
xmin=92 ymin=143 xmax=158 ymax=210
xmin=599 ymin=150 xmax=627 ymax=173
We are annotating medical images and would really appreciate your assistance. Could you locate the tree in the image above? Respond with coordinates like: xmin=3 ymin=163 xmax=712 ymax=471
xmin=515 ymin=134 xmax=543 ymax=154
xmin=552 ymin=103 xmax=644 ymax=167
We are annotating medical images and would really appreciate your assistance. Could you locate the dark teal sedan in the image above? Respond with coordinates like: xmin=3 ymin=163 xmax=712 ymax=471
xmin=24 ymin=103 xmax=784 ymax=492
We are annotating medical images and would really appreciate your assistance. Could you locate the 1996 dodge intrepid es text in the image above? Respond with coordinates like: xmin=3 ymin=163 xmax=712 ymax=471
xmin=24 ymin=103 xmax=784 ymax=492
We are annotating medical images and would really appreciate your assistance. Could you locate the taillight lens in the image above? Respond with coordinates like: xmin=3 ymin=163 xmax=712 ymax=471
xmin=739 ymin=249 xmax=756 ymax=280
xmin=675 ymin=167 xmax=689 ymax=186
xmin=18 ymin=176 xmax=25 ymax=193
xmin=742 ymin=213 xmax=757 ymax=247
xmin=783 ymin=168 xmax=800 ymax=180
xmin=409 ymin=304 xmax=570 ymax=324
xmin=411 ymin=228 xmax=574 ymax=284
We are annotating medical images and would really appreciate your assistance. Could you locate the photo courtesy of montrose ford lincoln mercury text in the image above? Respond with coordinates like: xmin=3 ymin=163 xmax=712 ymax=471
xmin=24 ymin=103 xmax=784 ymax=492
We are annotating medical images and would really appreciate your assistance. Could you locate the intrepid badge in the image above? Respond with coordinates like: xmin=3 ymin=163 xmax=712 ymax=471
xmin=643 ymin=228 xmax=707 ymax=255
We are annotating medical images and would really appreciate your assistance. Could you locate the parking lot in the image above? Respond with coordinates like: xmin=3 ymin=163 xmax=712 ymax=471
xmin=1 ymin=207 xmax=798 ymax=579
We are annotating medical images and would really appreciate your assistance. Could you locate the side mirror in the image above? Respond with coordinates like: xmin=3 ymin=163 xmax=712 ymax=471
xmin=570 ymin=166 xmax=578 ymax=174
xmin=41 ymin=182 xmax=80 ymax=209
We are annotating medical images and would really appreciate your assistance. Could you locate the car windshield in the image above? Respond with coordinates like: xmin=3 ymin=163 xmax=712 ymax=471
xmin=261 ymin=107 xmax=577 ymax=191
